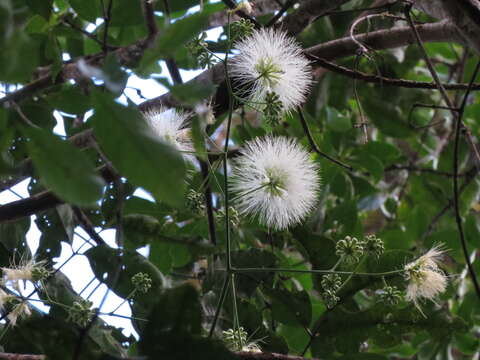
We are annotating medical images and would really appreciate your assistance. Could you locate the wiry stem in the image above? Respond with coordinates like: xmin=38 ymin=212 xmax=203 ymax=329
xmin=297 ymin=107 xmax=353 ymax=171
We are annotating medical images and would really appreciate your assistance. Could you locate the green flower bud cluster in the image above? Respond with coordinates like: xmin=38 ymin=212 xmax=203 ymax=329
xmin=222 ymin=327 xmax=248 ymax=351
xmin=322 ymin=290 xmax=340 ymax=309
xmin=186 ymin=188 xmax=205 ymax=214
xmin=321 ymin=273 xmax=342 ymax=292
xmin=187 ymin=32 xmax=215 ymax=69
xmin=363 ymin=234 xmax=385 ymax=258
xmin=321 ymin=274 xmax=342 ymax=309
xmin=263 ymin=91 xmax=284 ymax=128
xmin=216 ymin=206 xmax=240 ymax=228
xmin=68 ymin=299 xmax=94 ymax=327
xmin=378 ymin=285 xmax=402 ymax=306
xmin=336 ymin=236 xmax=364 ymax=264
xmin=131 ymin=272 xmax=152 ymax=294
xmin=231 ymin=19 xmax=255 ymax=42
xmin=335 ymin=235 xmax=385 ymax=264
xmin=31 ymin=265 xmax=51 ymax=282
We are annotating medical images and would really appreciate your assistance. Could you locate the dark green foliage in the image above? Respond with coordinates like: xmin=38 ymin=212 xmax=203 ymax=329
xmin=0 ymin=1 xmax=478 ymax=360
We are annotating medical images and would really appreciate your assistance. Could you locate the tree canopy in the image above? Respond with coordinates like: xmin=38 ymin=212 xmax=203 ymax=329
xmin=0 ymin=0 xmax=479 ymax=359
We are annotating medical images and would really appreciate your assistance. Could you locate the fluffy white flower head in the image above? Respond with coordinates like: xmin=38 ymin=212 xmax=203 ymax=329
xmin=404 ymin=245 xmax=447 ymax=314
xmin=2 ymin=258 xmax=48 ymax=292
xmin=7 ymin=301 xmax=31 ymax=326
xmin=230 ymin=28 xmax=312 ymax=112
xmin=144 ymin=107 xmax=193 ymax=154
xmin=230 ymin=136 xmax=320 ymax=230
xmin=0 ymin=289 xmax=13 ymax=311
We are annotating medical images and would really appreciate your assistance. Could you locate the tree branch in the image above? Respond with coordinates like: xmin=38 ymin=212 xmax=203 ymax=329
xmin=306 ymin=52 xmax=480 ymax=90
xmin=221 ymin=0 xmax=261 ymax=28
xmin=0 ymin=353 xmax=46 ymax=360
xmin=236 ymin=352 xmax=321 ymax=360
xmin=280 ymin=0 xmax=352 ymax=35
xmin=139 ymin=21 xmax=463 ymax=113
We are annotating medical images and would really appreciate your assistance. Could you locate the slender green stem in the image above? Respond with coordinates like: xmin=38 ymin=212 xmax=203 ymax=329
xmin=337 ymin=256 xmax=366 ymax=292
xmin=17 ymin=295 xmax=69 ymax=310
xmin=98 ymin=312 xmax=147 ymax=322
xmin=223 ymin=12 xmax=235 ymax=272
xmin=330 ymin=256 xmax=344 ymax=271
xmin=109 ymin=289 xmax=136 ymax=314
xmin=230 ymin=266 xmax=405 ymax=277
xmin=231 ymin=273 xmax=243 ymax=349
xmin=208 ymin=275 xmax=231 ymax=338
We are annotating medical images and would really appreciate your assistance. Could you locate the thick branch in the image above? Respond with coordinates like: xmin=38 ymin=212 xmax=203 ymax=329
xmin=207 ymin=0 xmax=280 ymax=29
xmin=0 ymin=165 xmax=115 ymax=223
xmin=0 ymin=42 xmax=148 ymax=106
xmin=0 ymin=353 xmax=46 ymax=360
xmin=307 ymin=53 xmax=480 ymax=90
xmin=139 ymin=21 xmax=462 ymax=113
xmin=236 ymin=352 xmax=320 ymax=360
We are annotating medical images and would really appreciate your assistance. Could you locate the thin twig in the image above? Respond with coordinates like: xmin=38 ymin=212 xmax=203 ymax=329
xmin=452 ymin=60 xmax=480 ymax=299
xmin=71 ymin=206 xmax=106 ymax=246
xmin=385 ymin=164 xmax=469 ymax=177
xmin=62 ymin=18 xmax=114 ymax=50
xmin=221 ymin=0 xmax=262 ymax=28
xmin=101 ymin=0 xmax=114 ymax=53
xmin=305 ymin=52 xmax=480 ymax=91
xmin=143 ymin=0 xmax=158 ymax=43
xmin=297 ymin=107 xmax=353 ymax=171
xmin=405 ymin=3 xmax=480 ymax=300
xmin=404 ymin=3 xmax=480 ymax=168
xmin=200 ymin=160 xmax=218 ymax=246
xmin=266 ymin=0 xmax=294 ymax=27
xmin=162 ymin=0 xmax=184 ymax=86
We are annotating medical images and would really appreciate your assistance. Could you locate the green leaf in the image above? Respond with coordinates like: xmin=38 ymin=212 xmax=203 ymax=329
xmin=48 ymin=86 xmax=93 ymax=114
xmin=109 ymin=0 xmax=144 ymax=26
xmin=267 ymin=288 xmax=312 ymax=327
xmin=156 ymin=0 xmax=198 ymax=13
xmin=0 ymin=217 xmax=30 ymax=260
xmin=25 ymin=0 xmax=52 ymax=19
xmin=362 ymin=141 xmax=400 ymax=166
xmin=85 ymin=244 xmax=164 ymax=300
xmin=24 ymin=127 xmax=105 ymax=206
xmin=139 ymin=284 xmax=236 ymax=360
xmin=68 ymin=0 xmax=101 ymax=22
xmin=169 ymin=82 xmax=217 ymax=105
xmin=361 ymin=88 xmax=413 ymax=138
xmin=92 ymin=93 xmax=186 ymax=207
xmin=232 ymin=248 xmax=277 ymax=296
xmin=140 ymin=11 xmax=209 ymax=66
xmin=324 ymin=106 xmax=352 ymax=132
xmin=0 ymin=32 xmax=40 ymax=82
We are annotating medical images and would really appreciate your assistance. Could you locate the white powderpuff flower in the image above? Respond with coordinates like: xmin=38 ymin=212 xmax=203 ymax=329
xmin=143 ymin=107 xmax=193 ymax=154
xmin=2 ymin=260 xmax=35 ymax=292
xmin=230 ymin=28 xmax=312 ymax=112
xmin=0 ymin=289 xmax=13 ymax=310
xmin=2 ymin=258 xmax=48 ymax=292
xmin=7 ymin=301 xmax=31 ymax=326
xmin=404 ymin=245 xmax=447 ymax=315
xmin=230 ymin=136 xmax=320 ymax=230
